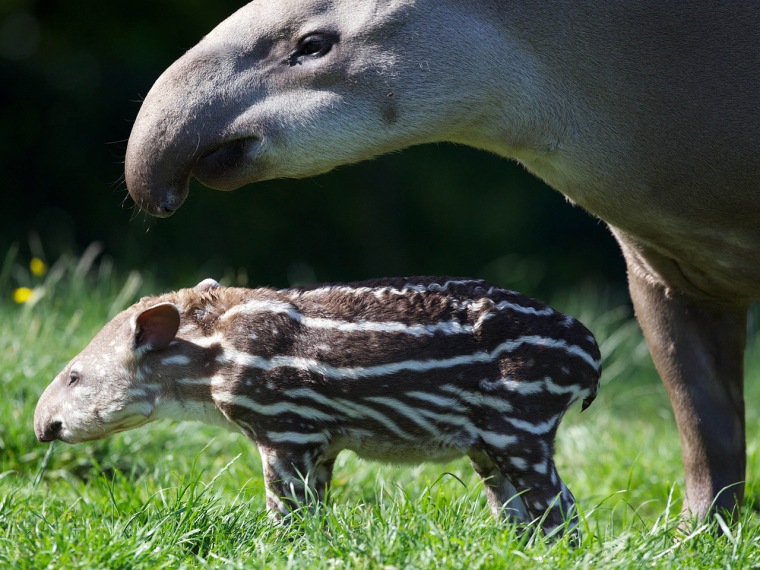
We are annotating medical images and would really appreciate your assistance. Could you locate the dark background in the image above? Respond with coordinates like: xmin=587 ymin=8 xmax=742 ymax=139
xmin=1 ymin=0 xmax=625 ymax=296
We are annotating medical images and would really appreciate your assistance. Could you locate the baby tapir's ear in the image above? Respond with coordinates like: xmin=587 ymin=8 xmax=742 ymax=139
xmin=194 ymin=278 xmax=220 ymax=292
xmin=133 ymin=303 xmax=180 ymax=351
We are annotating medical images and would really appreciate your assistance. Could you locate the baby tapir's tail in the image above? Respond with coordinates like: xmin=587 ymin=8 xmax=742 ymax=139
xmin=580 ymin=363 xmax=601 ymax=412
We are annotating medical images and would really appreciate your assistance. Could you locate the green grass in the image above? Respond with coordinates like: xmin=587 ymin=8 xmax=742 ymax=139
xmin=1 ymin=245 xmax=759 ymax=568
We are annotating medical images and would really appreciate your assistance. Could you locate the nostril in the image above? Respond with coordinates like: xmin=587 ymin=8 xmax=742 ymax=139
xmin=153 ymin=190 xmax=185 ymax=218
xmin=40 ymin=420 xmax=62 ymax=442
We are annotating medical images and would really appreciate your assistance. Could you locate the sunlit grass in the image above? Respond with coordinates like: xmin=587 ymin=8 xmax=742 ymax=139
xmin=1 ymin=245 xmax=759 ymax=568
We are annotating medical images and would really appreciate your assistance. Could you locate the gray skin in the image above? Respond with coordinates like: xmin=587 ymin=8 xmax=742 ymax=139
xmin=124 ymin=0 xmax=760 ymax=520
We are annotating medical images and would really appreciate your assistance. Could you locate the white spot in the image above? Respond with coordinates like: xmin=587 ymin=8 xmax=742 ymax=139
xmin=485 ymin=377 xmax=546 ymax=395
xmin=473 ymin=311 xmax=494 ymax=331
xmin=161 ymin=355 xmax=191 ymax=366
xmin=479 ymin=430 xmax=517 ymax=449
xmin=510 ymin=456 xmax=528 ymax=470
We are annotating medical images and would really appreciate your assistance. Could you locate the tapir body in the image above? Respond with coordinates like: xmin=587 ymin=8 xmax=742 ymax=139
xmin=124 ymin=1 xmax=760 ymax=519
xmin=35 ymin=277 xmax=601 ymax=534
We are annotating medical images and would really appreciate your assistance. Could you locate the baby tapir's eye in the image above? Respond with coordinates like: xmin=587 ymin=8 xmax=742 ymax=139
xmin=68 ymin=371 xmax=80 ymax=386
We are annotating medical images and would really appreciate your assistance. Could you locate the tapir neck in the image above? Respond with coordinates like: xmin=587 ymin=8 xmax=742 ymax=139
xmin=137 ymin=309 xmax=236 ymax=429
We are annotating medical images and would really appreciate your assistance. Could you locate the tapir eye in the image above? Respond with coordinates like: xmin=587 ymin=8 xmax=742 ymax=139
xmin=287 ymin=33 xmax=335 ymax=66
xmin=68 ymin=371 xmax=80 ymax=386
xmin=300 ymin=35 xmax=331 ymax=56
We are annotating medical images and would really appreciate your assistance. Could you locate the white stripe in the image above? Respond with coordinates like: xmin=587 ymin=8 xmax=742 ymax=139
xmin=415 ymin=408 xmax=478 ymax=441
xmin=473 ymin=299 xmax=556 ymax=331
xmin=284 ymin=388 xmax=364 ymax=418
xmin=363 ymin=396 xmax=438 ymax=433
xmin=160 ymin=355 xmax=191 ymax=366
xmin=284 ymin=279 xmax=560 ymax=323
xmin=506 ymin=416 xmax=558 ymax=435
xmin=265 ymin=490 xmax=287 ymax=514
xmin=177 ymin=377 xmax=213 ymax=386
xmin=334 ymin=398 xmax=413 ymax=440
xmin=235 ymin=419 xmax=257 ymax=438
xmin=214 ymin=392 xmax=335 ymax=421
xmin=192 ymin=333 xmax=225 ymax=348
xmin=473 ymin=310 xmax=494 ymax=331
xmin=481 ymin=376 xmax=587 ymax=397
xmin=223 ymin=298 xmax=475 ymax=337
xmin=303 ymin=318 xmax=472 ymax=337
xmin=439 ymin=385 xmax=513 ymax=413
xmin=510 ymin=456 xmax=528 ymax=470
xmin=479 ymin=430 xmax=518 ymax=448
xmin=218 ymin=334 xmax=599 ymax=379
xmin=487 ymin=377 xmax=547 ymax=395
xmin=493 ymin=299 xmax=554 ymax=317
xmin=287 ymin=279 xmax=486 ymax=299
xmin=405 ymin=391 xmax=468 ymax=411
xmin=266 ymin=431 xmax=328 ymax=445
xmin=283 ymin=388 xmax=413 ymax=440
xmin=545 ymin=377 xmax=583 ymax=396
xmin=220 ymin=299 xmax=292 ymax=321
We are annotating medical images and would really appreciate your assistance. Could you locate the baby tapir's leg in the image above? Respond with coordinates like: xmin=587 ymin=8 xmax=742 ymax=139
xmin=496 ymin=444 xmax=578 ymax=535
xmin=469 ymin=450 xmax=529 ymax=522
xmin=257 ymin=444 xmax=335 ymax=520
xmin=472 ymin=435 xmax=578 ymax=535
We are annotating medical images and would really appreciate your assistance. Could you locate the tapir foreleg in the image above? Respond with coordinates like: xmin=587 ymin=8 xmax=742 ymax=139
xmin=620 ymin=235 xmax=748 ymax=519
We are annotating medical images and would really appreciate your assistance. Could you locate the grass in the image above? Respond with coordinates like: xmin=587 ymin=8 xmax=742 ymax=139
xmin=1 ymin=245 xmax=759 ymax=568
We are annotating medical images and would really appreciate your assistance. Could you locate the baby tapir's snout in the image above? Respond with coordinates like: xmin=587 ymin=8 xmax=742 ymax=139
xmin=34 ymin=379 xmax=65 ymax=442
xmin=34 ymin=276 xmax=601 ymax=536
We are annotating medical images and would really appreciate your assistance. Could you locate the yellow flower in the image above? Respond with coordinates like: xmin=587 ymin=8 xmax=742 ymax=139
xmin=13 ymin=287 xmax=33 ymax=304
xmin=30 ymin=258 xmax=47 ymax=277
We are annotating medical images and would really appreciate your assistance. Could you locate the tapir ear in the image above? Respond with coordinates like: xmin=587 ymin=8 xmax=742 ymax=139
xmin=194 ymin=278 xmax=220 ymax=292
xmin=133 ymin=303 xmax=180 ymax=351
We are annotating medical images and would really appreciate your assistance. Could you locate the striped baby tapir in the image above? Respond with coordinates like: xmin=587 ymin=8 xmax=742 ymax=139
xmin=34 ymin=277 xmax=601 ymax=534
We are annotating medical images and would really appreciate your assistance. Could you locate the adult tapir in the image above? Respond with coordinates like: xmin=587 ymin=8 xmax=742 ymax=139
xmin=124 ymin=1 xmax=760 ymax=521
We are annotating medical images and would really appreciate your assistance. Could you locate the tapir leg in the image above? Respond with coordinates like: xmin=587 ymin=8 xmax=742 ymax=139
xmin=623 ymin=250 xmax=748 ymax=520
xmin=469 ymin=451 xmax=530 ymax=522
xmin=258 ymin=444 xmax=329 ymax=519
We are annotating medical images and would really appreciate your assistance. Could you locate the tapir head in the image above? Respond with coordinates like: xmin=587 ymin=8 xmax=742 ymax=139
xmin=34 ymin=303 xmax=180 ymax=443
xmin=125 ymin=0 xmax=510 ymax=216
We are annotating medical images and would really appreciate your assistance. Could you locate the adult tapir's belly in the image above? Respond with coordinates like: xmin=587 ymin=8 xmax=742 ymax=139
xmin=522 ymin=131 xmax=760 ymax=302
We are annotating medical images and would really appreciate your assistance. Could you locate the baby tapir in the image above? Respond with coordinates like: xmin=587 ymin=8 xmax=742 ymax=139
xmin=34 ymin=277 xmax=601 ymax=534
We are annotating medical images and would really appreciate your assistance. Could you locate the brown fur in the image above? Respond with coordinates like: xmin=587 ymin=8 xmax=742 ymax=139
xmin=35 ymin=277 xmax=600 ymax=534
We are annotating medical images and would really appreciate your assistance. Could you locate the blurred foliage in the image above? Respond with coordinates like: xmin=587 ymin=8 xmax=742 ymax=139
xmin=0 ymin=0 xmax=625 ymax=295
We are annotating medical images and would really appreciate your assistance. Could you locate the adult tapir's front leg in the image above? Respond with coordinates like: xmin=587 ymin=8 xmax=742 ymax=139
xmin=619 ymin=236 xmax=749 ymax=520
